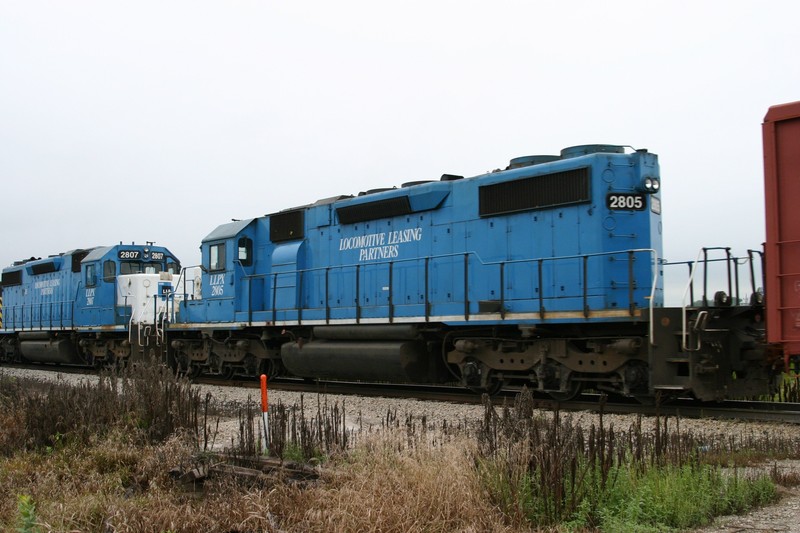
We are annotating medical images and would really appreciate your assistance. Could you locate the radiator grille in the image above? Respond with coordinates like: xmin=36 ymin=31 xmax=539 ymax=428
xmin=336 ymin=196 xmax=412 ymax=225
xmin=479 ymin=167 xmax=591 ymax=217
xmin=31 ymin=262 xmax=57 ymax=275
xmin=270 ymin=210 xmax=305 ymax=242
xmin=72 ymin=250 xmax=90 ymax=273
xmin=1 ymin=270 xmax=22 ymax=287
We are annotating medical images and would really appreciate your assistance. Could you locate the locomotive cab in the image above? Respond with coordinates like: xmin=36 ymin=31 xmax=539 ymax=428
xmin=75 ymin=244 xmax=180 ymax=327
xmin=177 ymin=218 xmax=261 ymax=324
xmin=168 ymin=218 xmax=280 ymax=378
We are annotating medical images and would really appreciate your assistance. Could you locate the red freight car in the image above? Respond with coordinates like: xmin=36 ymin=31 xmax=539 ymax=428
xmin=763 ymin=101 xmax=800 ymax=374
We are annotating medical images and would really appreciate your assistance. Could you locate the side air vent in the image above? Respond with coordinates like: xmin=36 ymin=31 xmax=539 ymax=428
xmin=479 ymin=167 xmax=591 ymax=217
xmin=270 ymin=209 xmax=305 ymax=242
xmin=337 ymin=196 xmax=413 ymax=225
xmin=72 ymin=250 xmax=90 ymax=273
xmin=31 ymin=262 xmax=58 ymax=275
xmin=1 ymin=270 xmax=22 ymax=287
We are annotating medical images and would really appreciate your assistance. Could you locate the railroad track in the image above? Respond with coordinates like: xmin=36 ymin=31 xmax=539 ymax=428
xmin=203 ymin=376 xmax=800 ymax=425
xmin=5 ymin=364 xmax=800 ymax=425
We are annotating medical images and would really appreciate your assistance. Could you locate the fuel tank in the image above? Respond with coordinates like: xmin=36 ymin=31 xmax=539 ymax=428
xmin=18 ymin=332 xmax=82 ymax=364
xmin=281 ymin=339 xmax=443 ymax=382
xmin=312 ymin=324 xmax=420 ymax=341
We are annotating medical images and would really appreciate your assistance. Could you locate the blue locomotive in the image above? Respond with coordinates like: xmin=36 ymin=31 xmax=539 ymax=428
xmin=167 ymin=143 xmax=760 ymax=400
xmin=0 ymin=144 xmax=773 ymax=401
xmin=0 ymin=243 xmax=180 ymax=366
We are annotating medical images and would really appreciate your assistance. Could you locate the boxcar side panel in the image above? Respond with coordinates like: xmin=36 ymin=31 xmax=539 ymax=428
xmin=763 ymin=100 xmax=800 ymax=357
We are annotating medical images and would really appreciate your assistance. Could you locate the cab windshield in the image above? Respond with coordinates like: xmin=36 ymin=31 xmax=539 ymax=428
xmin=120 ymin=261 xmax=165 ymax=275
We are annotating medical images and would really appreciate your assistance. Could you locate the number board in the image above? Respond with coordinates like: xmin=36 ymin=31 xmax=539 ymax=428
xmin=606 ymin=193 xmax=646 ymax=211
xmin=150 ymin=252 xmax=165 ymax=261
xmin=118 ymin=250 xmax=141 ymax=260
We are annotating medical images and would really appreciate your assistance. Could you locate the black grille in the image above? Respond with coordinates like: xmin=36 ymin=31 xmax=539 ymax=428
xmin=1 ymin=270 xmax=22 ymax=287
xmin=72 ymin=250 xmax=90 ymax=273
xmin=31 ymin=262 xmax=57 ymax=275
xmin=336 ymin=196 xmax=412 ymax=225
xmin=479 ymin=167 xmax=591 ymax=217
xmin=270 ymin=210 xmax=305 ymax=242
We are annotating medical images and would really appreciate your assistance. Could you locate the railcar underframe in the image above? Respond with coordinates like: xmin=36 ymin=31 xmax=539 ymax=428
xmin=0 ymin=325 xmax=171 ymax=368
xmin=164 ymin=298 xmax=776 ymax=402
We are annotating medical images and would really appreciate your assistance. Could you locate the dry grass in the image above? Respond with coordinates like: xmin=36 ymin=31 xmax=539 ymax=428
xmin=0 ymin=432 xmax=194 ymax=531
xmin=0 ymin=368 xmax=518 ymax=532
xmin=1 ymin=370 xmax=798 ymax=532
xmin=0 ymin=361 xmax=205 ymax=453
xmin=1 ymin=429 xmax=521 ymax=533
xmin=268 ymin=433 xmax=516 ymax=533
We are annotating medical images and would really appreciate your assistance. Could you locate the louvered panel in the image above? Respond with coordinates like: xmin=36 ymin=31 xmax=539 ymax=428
xmin=479 ymin=168 xmax=591 ymax=217
xmin=336 ymin=196 xmax=412 ymax=225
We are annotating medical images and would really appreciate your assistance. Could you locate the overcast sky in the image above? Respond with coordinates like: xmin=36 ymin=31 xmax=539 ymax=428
xmin=1 ymin=1 xmax=798 ymax=297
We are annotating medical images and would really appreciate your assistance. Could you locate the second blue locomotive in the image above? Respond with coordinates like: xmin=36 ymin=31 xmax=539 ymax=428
xmin=0 ymin=243 xmax=180 ymax=366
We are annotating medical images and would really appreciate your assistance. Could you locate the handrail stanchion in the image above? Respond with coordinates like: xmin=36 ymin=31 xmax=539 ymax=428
xmin=627 ymin=251 xmax=635 ymax=316
xmin=355 ymin=265 xmax=361 ymax=324
xmin=325 ymin=267 xmax=330 ymax=325
xmin=272 ymin=273 xmax=278 ymax=325
xmin=499 ymin=262 xmax=505 ymax=319
xmin=538 ymin=259 xmax=545 ymax=318
xmin=582 ymin=255 xmax=589 ymax=318
xmin=463 ymin=253 xmax=469 ymax=321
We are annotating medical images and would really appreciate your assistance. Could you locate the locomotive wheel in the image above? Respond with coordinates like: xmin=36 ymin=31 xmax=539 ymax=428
xmin=468 ymin=379 xmax=504 ymax=396
xmin=102 ymin=354 xmax=118 ymax=371
xmin=632 ymin=394 xmax=656 ymax=406
xmin=258 ymin=358 xmax=283 ymax=379
xmin=186 ymin=364 xmax=202 ymax=380
xmin=547 ymin=381 xmax=583 ymax=402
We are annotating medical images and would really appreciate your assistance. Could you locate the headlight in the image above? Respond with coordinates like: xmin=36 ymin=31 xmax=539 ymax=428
xmin=641 ymin=177 xmax=660 ymax=193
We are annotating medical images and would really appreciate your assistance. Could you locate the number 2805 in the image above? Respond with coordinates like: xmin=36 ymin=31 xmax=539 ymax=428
xmin=606 ymin=194 xmax=646 ymax=211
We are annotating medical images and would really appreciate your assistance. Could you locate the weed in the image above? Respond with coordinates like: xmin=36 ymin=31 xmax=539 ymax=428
xmin=474 ymin=388 xmax=784 ymax=531
xmin=15 ymin=494 xmax=38 ymax=533
xmin=0 ymin=358 xmax=206 ymax=454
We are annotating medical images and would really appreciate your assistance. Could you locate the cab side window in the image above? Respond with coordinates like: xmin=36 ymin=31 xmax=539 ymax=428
xmin=86 ymin=264 xmax=97 ymax=287
xmin=209 ymin=243 xmax=226 ymax=271
xmin=237 ymin=237 xmax=253 ymax=267
xmin=103 ymin=260 xmax=116 ymax=282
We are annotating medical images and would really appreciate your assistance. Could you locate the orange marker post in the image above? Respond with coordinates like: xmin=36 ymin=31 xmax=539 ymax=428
xmin=260 ymin=374 xmax=269 ymax=455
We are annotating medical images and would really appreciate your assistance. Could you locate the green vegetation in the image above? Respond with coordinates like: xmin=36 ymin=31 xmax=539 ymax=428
xmin=474 ymin=390 xmax=790 ymax=531
xmin=773 ymin=373 xmax=800 ymax=402
xmin=15 ymin=494 xmax=38 ymax=533
xmin=0 ymin=367 xmax=797 ymax=532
